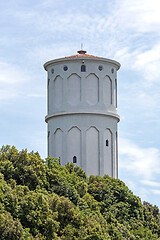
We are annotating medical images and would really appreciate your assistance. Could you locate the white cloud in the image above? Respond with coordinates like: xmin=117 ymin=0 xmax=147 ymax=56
xmin=110 ymin=1 xmax=160 ymax=85
xmin=0 ymin=62 xmax=22 ymax=100
xmin=151 ymin=189 xmax=160 ymax=195
xmin=114 ymin=42 xmax=160 ymax=85
xmin=0 ymin=89 xmax=18 ymax=100
xmin=125 ymin=180 xmax=137 ymax=192
xmin=119 ymin=138 xmax=160 ymax=179
xmin=28 ymin=45 xmax=74 ymax=64
xmin=133 ymin=43 xmax=160 ymax=83
xmin=0 ymin=61 xmax=27 ymax=84
xmin=27 ymin=130 xmax=46 ymax=159
xmin=0 ymin=60 xmax=33 ymax=100
xmin=141 ymin=179 xmax=160 ymax=187
xmin=115 ymin=0 xmax=160 ymax=33
xmin=27 ymin=93 xmax=45 ymax=98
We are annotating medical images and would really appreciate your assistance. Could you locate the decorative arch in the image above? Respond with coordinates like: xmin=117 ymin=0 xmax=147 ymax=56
xmin=67 ymin=73 xmax=81 ymax=105
xmin=85 ymin=73 xmax=99 ymax=105
xmin=103 ymin=128 xmax=112 ymax=177
xmin=54 ymin=128 xmax=63 ymax=160
xmin=86 ymin=126 xmax=99 ymax=132
xmin=54 ymin=128 xmax=63 ymax=134
xmin=103 ymin=75 xmax=112 ymax=107
xmin=54 ymin=75 xmax=63 ymax=107
xmin=68 ymin=126 xmax=81 ymax=132
xmin=67 ymin=126 xmax=81 ymax=165
xmin=86 ymin=126 xmax=99 ymax=175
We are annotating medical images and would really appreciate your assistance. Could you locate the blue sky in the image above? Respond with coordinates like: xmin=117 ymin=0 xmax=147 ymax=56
xmin=0 ymin=0 xmax=160 ymax=208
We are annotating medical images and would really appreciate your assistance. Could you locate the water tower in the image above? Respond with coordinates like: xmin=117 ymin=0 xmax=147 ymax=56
xmin=44 ymin=50 xmax=120 ymax=178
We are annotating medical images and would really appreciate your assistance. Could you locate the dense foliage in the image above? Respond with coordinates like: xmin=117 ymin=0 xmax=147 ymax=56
xmin=0 ymin=145 xmax=160 ymax=239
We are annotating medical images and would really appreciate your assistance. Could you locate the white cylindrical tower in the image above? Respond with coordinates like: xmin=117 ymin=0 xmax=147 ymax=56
xmin=44 ymin=50 xmax=120 ymax=178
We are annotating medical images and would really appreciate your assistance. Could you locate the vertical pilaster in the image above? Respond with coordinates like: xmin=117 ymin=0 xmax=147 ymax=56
xmin=112 ymin=132 xmax=116 ymax=178
xmin=81 ymin=75 xmax=85 ymax=104
xmin=81 ymin=128 xmax=86 ymax=172
xmin=99 ymin=76 xmax=103 ymax=104
xmin=99 ymin=130 xmax=104 ymax=176
xmin=62 ymin=76 xmax=66 ymax=111
xmin=112 ymin=75 xmax=115 ymax=107
xmin=47 ymin=129 xmax=50 ymax=157
xmin=63 ymin=130 xmax=67 ymax=166
xmin=116 ymin=132 xmax=118 ymax=178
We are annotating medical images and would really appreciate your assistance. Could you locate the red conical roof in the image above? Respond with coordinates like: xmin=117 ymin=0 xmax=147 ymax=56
xmin=64 ymin=50 xmax=101 ymax=59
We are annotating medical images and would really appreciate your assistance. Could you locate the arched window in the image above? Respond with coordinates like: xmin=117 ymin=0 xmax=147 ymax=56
xmin=106 ymin=139 xmax=109 ymax=146
xmin=73 ymin=156 xmax=77 ymax=163
xmin=81 ymin=65 xmax=86 ymax=72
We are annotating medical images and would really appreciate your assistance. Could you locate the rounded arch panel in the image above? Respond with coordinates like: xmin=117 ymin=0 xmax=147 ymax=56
xmin=67 ymin=73 xmax=81 ymax=105
xmin=85 ymin=73 xmax=99 ymax=105
xmin=86 ymin=126 xmax=99 ymax=175
xmin=67 ymin=126 xmax=81 ymax=165
xmin=103 ymin=75 xmax=112 ymax=107
xmin=54 ymin=128 xmax=63 ymax=160
xmin=54 ymin=75 xmax=63 ymax=107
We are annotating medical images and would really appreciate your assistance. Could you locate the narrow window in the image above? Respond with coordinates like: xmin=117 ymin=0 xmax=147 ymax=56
xmin=81 ymin=65 xmax=86 ymax=72
xmin=73 ymin=156 xmax=77 ymax=163
xmin=106 ymin=140 xmax=109 ymax=146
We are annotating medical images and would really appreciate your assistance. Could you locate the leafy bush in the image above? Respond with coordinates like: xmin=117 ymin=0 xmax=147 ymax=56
xmin=0 ymin=145 xmax=160 ymax=239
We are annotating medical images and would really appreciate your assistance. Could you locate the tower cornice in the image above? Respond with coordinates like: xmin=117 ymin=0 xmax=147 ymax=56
xmin=44 ymin=56 xmax=120 ymax=71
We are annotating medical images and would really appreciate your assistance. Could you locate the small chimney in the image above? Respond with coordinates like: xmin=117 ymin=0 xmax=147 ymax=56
xmin=77 ymin=50 xmax=87 ymax=54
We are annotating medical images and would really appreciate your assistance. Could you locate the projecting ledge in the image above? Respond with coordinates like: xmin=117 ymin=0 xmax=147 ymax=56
xmin=45 ymin=111 xmax=120 ymax=122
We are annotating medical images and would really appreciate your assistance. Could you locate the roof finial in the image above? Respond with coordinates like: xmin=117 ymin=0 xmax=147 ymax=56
xmin=77 ymin=43 xmax=86 ymax=54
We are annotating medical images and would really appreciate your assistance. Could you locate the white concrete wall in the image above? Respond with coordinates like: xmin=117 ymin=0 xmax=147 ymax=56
xmin=46 ymin=59 xmax=119 ymax=116
xmin=47 ymin=113 xmax=118 ymax=177
xmin=45 ymin=55 xmax=120 ymax=178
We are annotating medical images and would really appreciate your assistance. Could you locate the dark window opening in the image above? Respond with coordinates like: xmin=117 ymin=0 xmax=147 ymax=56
xmin=98 ymin=65 xmax=103 ymax=71
xmin=63 ymin=65 xmax=68 ymax=71
xmin=81 ymin=65 xmax=86 ymax=72
xmin=73 ymin=156 xmax=77 ymax=163
xmin=51 ymin=68 xmax=54 ymax=74
xmin=106 ymin=140 xmax=109 ymax=146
